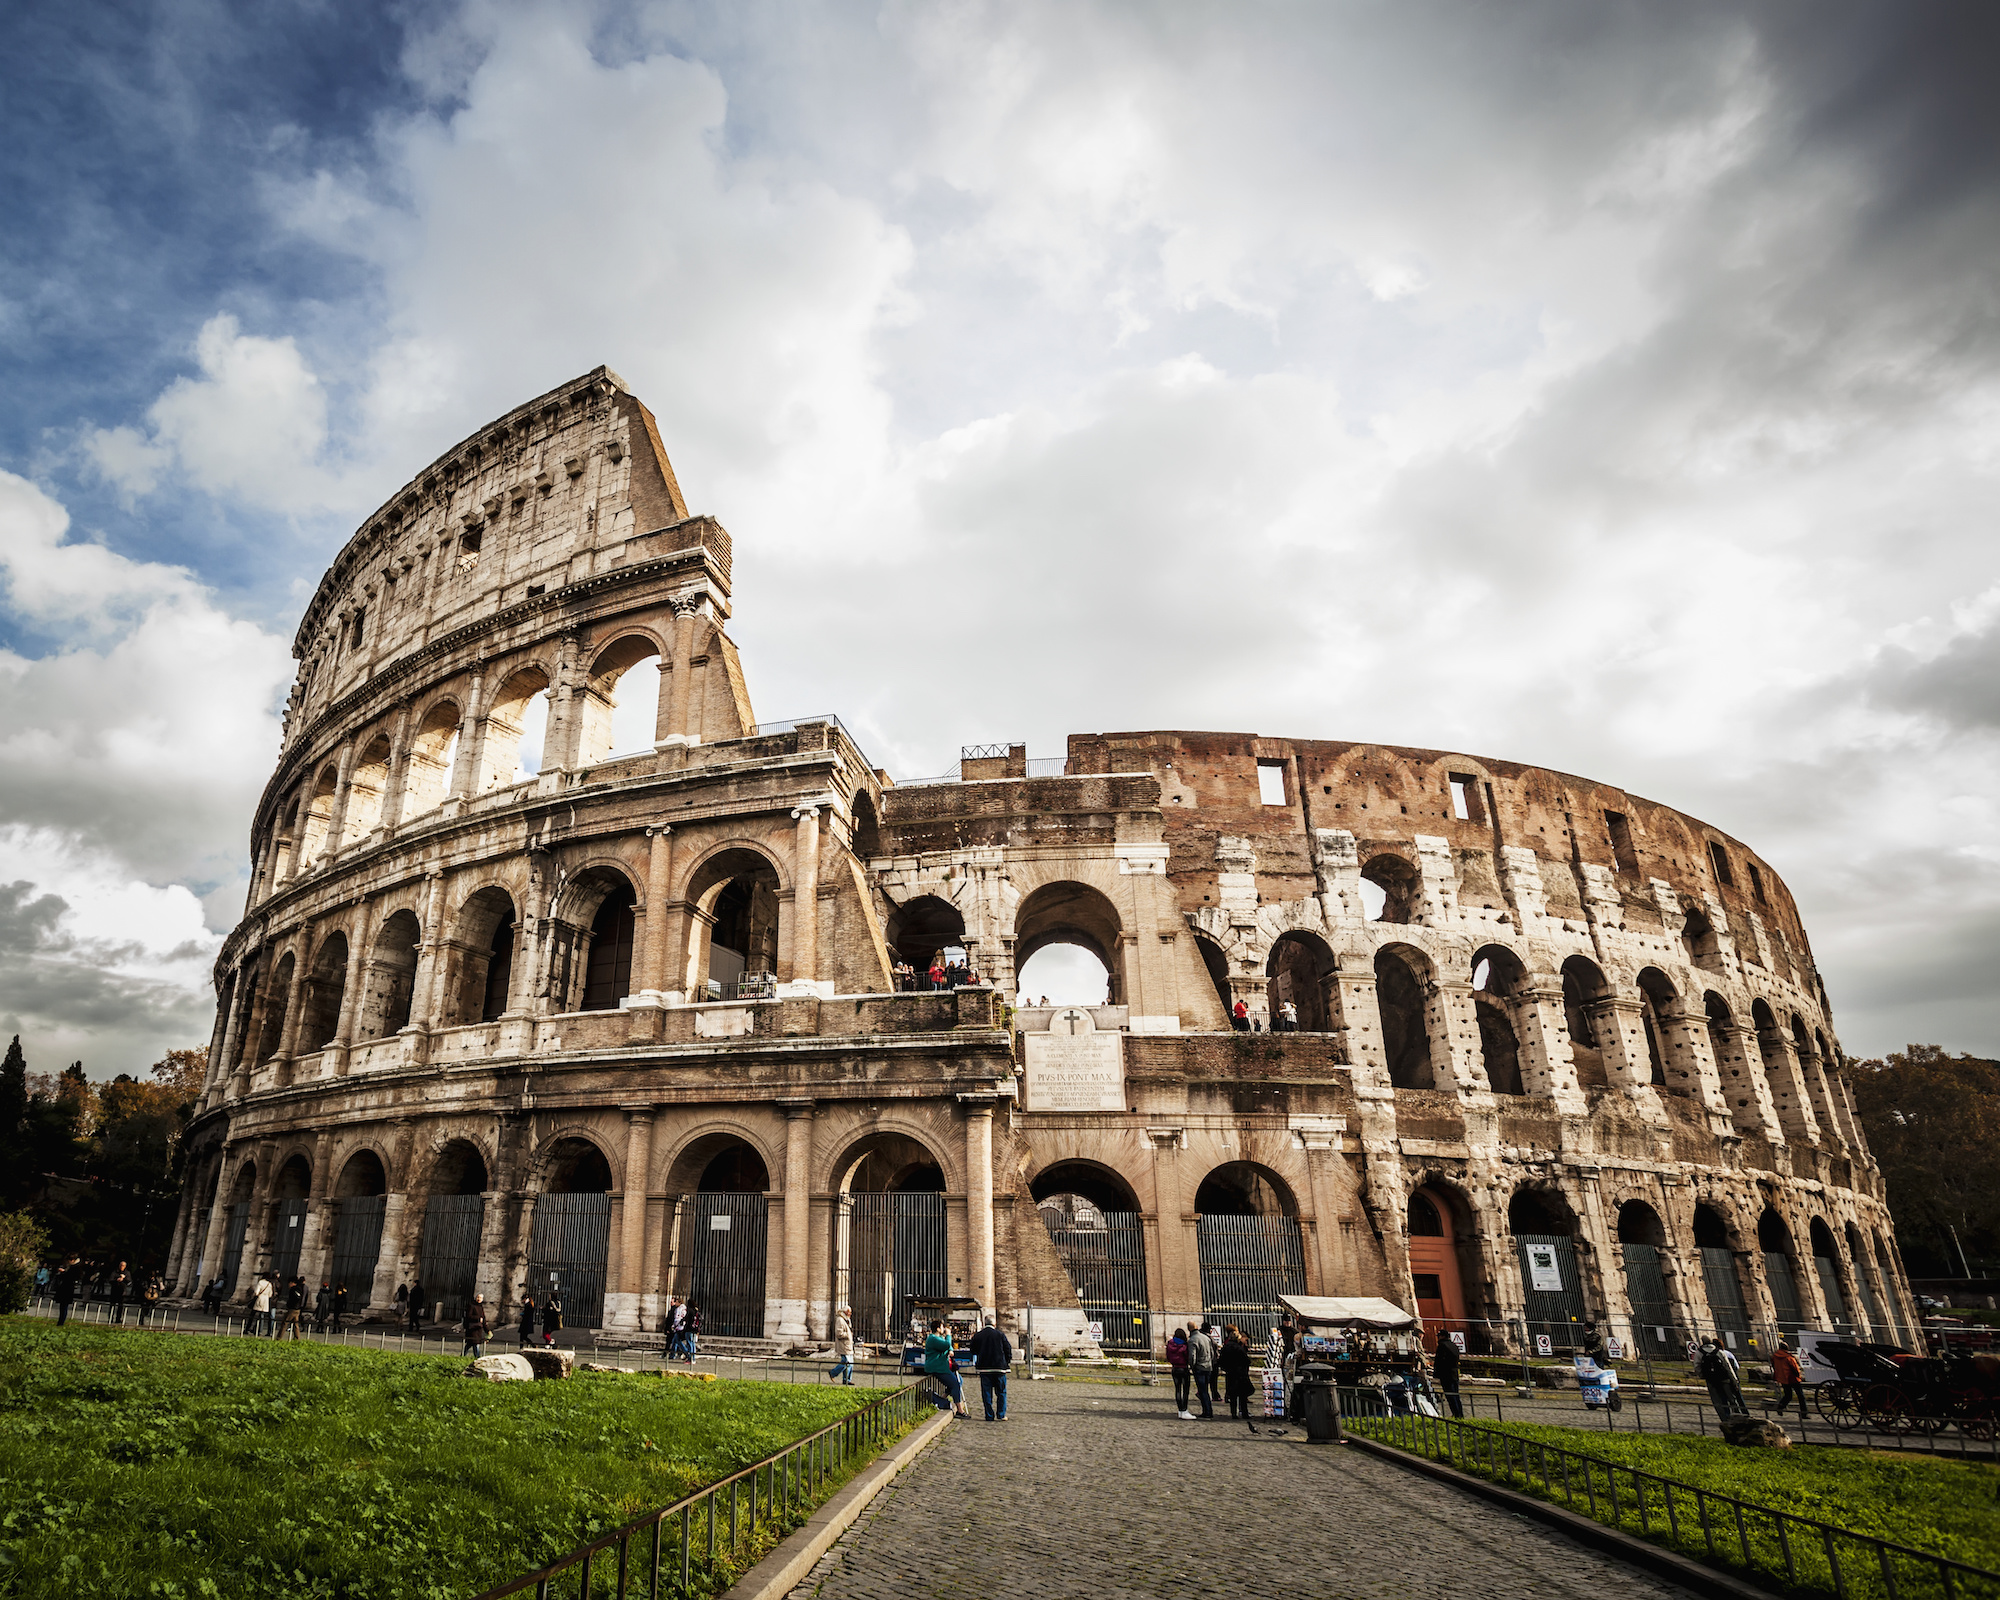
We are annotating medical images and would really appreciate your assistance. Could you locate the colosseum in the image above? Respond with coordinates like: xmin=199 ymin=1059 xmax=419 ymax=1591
xmin=163 ymin=365 xmax=1916 ymax=1361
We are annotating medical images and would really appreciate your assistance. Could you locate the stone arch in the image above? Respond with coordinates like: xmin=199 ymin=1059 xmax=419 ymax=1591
xmin=1561 ymin=955 xmax=1610 ymax=1088
xmin=272 ymin=797 xmax=300 ymax=882
xmin=1683 ymin=906 xmax=1724 ymax=972
xmin=659 ymin=1124 xmax=780 ymax=1194
xmin=228 ymin=1158 xmax=258 ymax=1203
xmin=1013 ymin=880 xmax=1126 ymax=1006
xmin=1758 ymin=1204 xmax=1807 ymax=1333
xmin=1192 ymin=930 xmax=1235 ymax=1021
xmin=481 ymin=663 xmax=553 ymax=790
xmin=1635 ymin=967 xmax=1677 ymax=1090
xmin=1617 ymin=1199 xmax=1667 ymax=1245
xmin=402 ymin=698 xmax=462 ymax=817
xmin=680 ymin=844 xmax=783 ymax=997
xmin=272 ymin=1151 xmax=313 ymax=1200
xmin=1508 ymin=1185 xmax=1577 ymax=1237
xmin=1360 ymin=851 xmax=1420 ymax=924
xmin=578 ymin=630 xmax=667 ymax=765
xmin=1030 ymin=1158 xmax=1142 ymax=1221
xmin=832 ymin=1129 xmax=951 ymax=1194
xmin=1267 ymin=930 xmax=1337 ymax=1032
xmin=1375 ymin=943 xmax=1434 ymax=1089
xmin=535 ymin=1131 xmax=616 ymax=1194
xmin=885 ymin=894 xmax=965 ymax=979
xmin=1470 ymin=943 xmax=1527 ymax=1095
xmin=424 ymin=1137 xmax=491 ymax=1196
xmin=335 ymin=1149 xmax=388 ymax=1198
xmin=256 ymin=952 xmax=296 ymax=1062
xmin=849 ymin=790 xmax=882 ymax=859
xmin=341 ymin=732 xmax=394 ymax=844
xmin=360 ymin=908 xmax=421 ymax=1038
xmin=299 ymin=932 xmax=349 ymax=1053
xmin=1705 ymin=991 xmax=1761 ymax=1131
xmin=1192 ymin=1160 xmax=1298 ymax=1217
xmin=446 ymin=884 xmax=518 ymax=1025
xmin=1407 ymin=1180 xmax=1476 ymax=1348
xmin=543 ymin=863 xmax=640 ymax=1014
xmin=297 ymin=764 xmax=340 ymax=870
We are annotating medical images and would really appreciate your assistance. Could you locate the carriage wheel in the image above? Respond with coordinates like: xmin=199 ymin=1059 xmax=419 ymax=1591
xmin=1950 ymin=1391 xmax=1996 ymax=1442
xmin=1815 ymin=1382 xmax=1863 ymax=1431
xmin=1862 ymin=1383 xmax=1915 ymax=1435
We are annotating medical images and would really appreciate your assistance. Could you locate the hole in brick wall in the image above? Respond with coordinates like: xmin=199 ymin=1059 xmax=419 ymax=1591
xmin=1257 ymin=761 xmax=1288 ymax=805
xmin=1708 ymin=840 xmax=1736 ymax=887
xmin=1605 ymin=810 xmax=1638 ymax=873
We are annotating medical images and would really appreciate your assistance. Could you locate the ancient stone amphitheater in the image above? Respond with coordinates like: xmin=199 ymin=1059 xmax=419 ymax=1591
xmin=164 ymin=366 xmax=1914 ymax=1358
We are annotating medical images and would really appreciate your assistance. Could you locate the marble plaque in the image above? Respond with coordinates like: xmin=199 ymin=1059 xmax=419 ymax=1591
xmin=1024 ymin=1007 xmax=1125 ymax=1112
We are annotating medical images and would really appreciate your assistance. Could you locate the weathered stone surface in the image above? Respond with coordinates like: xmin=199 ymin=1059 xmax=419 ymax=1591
xmin=1720 ymin=1417 xmax=1792 ymax=1448
xmin=466 ymin=1354 xmax=535 ymax=1382
xmin=520 ymin=1348 xmax=574 ymax=1380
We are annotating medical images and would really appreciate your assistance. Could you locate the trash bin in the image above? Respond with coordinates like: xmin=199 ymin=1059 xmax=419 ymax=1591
xmin=1296 ymin=1362 xmax=1342 ymax=1443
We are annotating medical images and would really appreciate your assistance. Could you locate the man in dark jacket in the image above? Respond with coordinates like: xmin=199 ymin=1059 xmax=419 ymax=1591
xmin=969 ymin=1316 xmax=1013 ymax=1421
xmin=1189 ymin=1323 xmax=1218 ymax=1418
xmin=1431 ymin=1334 xmax=1464 ymax=1418
xmin=332 ymin=1283 xmax=349 ymax=1332
xmin=107 ymin=1261 xmax=129 ymax=1324
xmin=314 ymin=1281 xmax=334 ymax=1333
xmin=462 ymin=1295 xmax=490 ymax=1358
xmin=52 ymin=1259 xmax=78 ymax=1326
xmin=407 ymin=1278 xmax=426 ymax=1332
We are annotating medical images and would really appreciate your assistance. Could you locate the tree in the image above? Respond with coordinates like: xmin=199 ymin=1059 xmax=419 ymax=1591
xmin=1848 ymin=1044 xmax=2000 ymax=1276
xmin=0 ymin=1210 xmax=50 ymax=1314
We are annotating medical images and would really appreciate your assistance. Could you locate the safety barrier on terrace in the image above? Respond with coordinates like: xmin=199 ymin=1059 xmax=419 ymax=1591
xmin=472 ymin=1381 xmax=930 ymax=1600
xmin=1346 ymin=1410 xmax=2000 ymax=1600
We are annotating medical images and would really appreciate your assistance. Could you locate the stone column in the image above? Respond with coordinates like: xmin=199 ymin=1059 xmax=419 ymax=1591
xmin=274 ymin=945 xmax=309 ymax=1062
xmin=449 ymin=663 xmax=487 ymax=800
xmin=1513 ymin=978 xmax=1588 ymax=1111
xmin=408 ymin=869 xmax=448 ymax=1034
xmin=961 ymin=1095 xmax=997 ymax=1311
xmin=659 ymin=600 xmax=700 ymax=747
xmin=238 ymin=1139 xmax=280 ymax=1299
xmin=193 ymin=1144 xmax=237 ymax=1293
xmin=1716 ymin=1023 xmax=1783 ymax=1139
xmin=377 ymin=701 xmax=414 ymax=836
xmin=651 ymin=656 xmax=675 ymax=747
xmin=1759 ymin=1025 xmax=1821 ymax=1145
xmin=641 ymin=826 xmax=676 ymax=994
xmin=371 ymin=1118 xmax=420 ymax=1308
xmin=611 ymin=1107 xmax=655 ymax=1332
xmin=324 ymin=740 xmax=359 ymax=857
xmin=328 ymin=900 xmax=371 ymax=1075
xmin=789 ymin=805 xmax=822 ymax=987
xmin=777 ymin=1100 xmax=815 ymax=1338
xmin=1145 ymin=1126 xmax=1201 ymax=1323
xmin=296 ymin=1129 xmax=335 ymax=1285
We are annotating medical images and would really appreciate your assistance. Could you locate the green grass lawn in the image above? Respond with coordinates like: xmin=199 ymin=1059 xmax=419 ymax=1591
xmin=1354 ymin=1412 xmax=2000 ymax=1595
xmin=0 ymin=1318 xmax=884 ymax=1600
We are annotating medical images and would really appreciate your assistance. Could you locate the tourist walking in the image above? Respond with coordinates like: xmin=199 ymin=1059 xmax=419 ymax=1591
xmin=683 ymin=1301 xmax=702 ymax=1362
xmin=251 ymin=1273 xmax=274 ymax=1336
xmin=462 ymin=1295 xmax=490 ymax=1358
xmin=829 ymin=1306 xmax=856 ymax=1384
xmin=1769 ymin=1341 xmax=1808 ymax=1422
xmin=1432 ymin=1332 xmax=1464 ymax=1418
xmin=332 ymin=1283 xmax=349 ymax=1331
xmin=1218 ymin=1324 xmax=1255 ymax=1424
xmin=107 ymin=1261 xmax=129 ymax=1324
xmin=406 ymin=1278 xmax=426 ymax=1332
xmin=138 ymin=1276 xmax=159 ymax=1327
xmin=542 ymin=1292 xmax=564 ymax=1346
xmin=314 ymin=1281 xmax=334 ymax=1333
xmin=518 ymin=1293 xmax=537 ymax=1347
xmin=1698 ymin=1337 xmax=1748 ymax=1417
xmin=1189 ymin=1322 xmax=1218 ymax=1418
xmin=1166 ymin=1326 xmax=1193 ymax=1418
xmin=200 ymin=1276 xmax=222 ymax=1317
xmin=924 ymin=1320 xmax=967 ymax=1417
xmin=971 ymin=1315 xmax=1013 ymax=1421
xmin=281 ymin=1277 xmax=306 ymax=1339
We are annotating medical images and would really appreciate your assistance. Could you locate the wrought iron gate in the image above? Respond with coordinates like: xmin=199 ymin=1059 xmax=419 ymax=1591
xmin=527 ymin=1192 xmax=611 ymax=1330
xmin=1041 ymin=1209 xmax=1149 ymax=1350
xmin=271 ymin=1199 xmax=308 ymax=1283
xmin=419 ymin=1194 xmax=486 ymax=1324
xmin=1814 ymin=1254 xmax=1851 ymax=1333
xmin=1855 ymin=1259 xmax=1890 ymax=1341
xmin=842 ymin=1193 xmax=947 ymax=1346
xmin=1515 ymin=1233 xmax=1588 ymax=1347
xmin=1196 ymin=1214 xmax=1305 ymax=1345
xmin=1620 ymin=1243 xmax=1677 ymax=1357
xmin=1700 ymin=1245 xmax=1750 ymax=1344
xmin=679 ymin=1193 xmax=768 ymax=1338
xmin=1763 ymin=1250 xmax=1804 ymax=1334
xmin=221 ymin=1203 xmax=249 ymax=1293
xmin=329 ymin=1195 xmax=387 ymax=1307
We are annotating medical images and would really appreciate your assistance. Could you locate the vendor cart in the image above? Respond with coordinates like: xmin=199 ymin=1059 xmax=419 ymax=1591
xmin=1277 ymin=1295 xmax=1430 ymax=1417
xmin=898 ymin=1296 xmax=981 ymax=1372
xmin=1574 ymin=1354 xmax=1622 ymax=1411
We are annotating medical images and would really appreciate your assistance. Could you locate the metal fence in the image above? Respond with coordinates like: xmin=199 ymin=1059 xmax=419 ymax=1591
xmin=678 ymin=1193 xmax=768 ymax=1339
xmin=1347 ymin=1408 xmax=2000 ymax=1600
xmin=221 ymin=1204 xmax=248 ymax=1294
xmin=1196 ymin=1215 xmax=1306 ymax=1346
xmin=527 ymin=1193 xmax=611 ymax=1330
xmin=419 ymin=1194 xmax=486 ymax=1324
xmin=842 ymin=1193 xmax=947 ymax=1347
xmin=271 ymin=1199 xmax=308 ymax=1283
xmin=329 ymin=1195 xmax=387 ymax=1308
xmin=471 ymin=1382 xmax=930 ymax=1600
xmin=1041 ymin=1210 xmax=1149 ymax=1351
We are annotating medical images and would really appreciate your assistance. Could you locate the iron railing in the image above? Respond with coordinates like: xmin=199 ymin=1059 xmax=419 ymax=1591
xmin=1347 ymin=1409 xmax=2000 ymax=1600
xmin=472 ymin=1381 xmax=930 ymax=1600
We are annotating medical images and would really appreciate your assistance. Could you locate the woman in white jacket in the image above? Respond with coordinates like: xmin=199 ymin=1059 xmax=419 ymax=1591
xmin=828 ymin=1307 xmax=856 ymax=1385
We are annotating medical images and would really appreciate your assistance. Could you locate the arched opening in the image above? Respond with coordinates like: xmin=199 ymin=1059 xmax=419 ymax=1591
xmin=1033 ymin=1161 xmax=1148 ymax=1352
xmin=1846 ymin=1220 xmax=1891 ymax=1340
xmin=849 ymin=791 xmax=882 ymax=860
xmin=1408 ymin=1185 xmax=1469 ymax=1350
xmin=269 ymin=1153 xmax=313 ymax=1283
xmin=885 ymin=895 xmax=967 ymax=989
xmin=1683 ymin=907 xmax=1723 ymax=972
xmin=449 ymin=886 xmax=517 ymax=1025
xmin=219 ymin=1160 xmax=256 ymax=1293
xmin=1561 ymin=956 xmax=1610 ymax=1088
xmin=360 ymin=910 xmax=421 ymax=1039
xmin=272 ymin=800 xmax=299 ymax=885
xmin=1193 ymin=933 xmax=1234 ymax=1024
xmin=581 ymin=877 xmax=638 ymax=1012
xmin=1375 ymin=946 xmax=1434 ymax=1089
xmin=1360 ymin=853 xmax=1419 ymax=924
xmin=299 ymin=933 xmax=349 ymax=1054
xmin=1758 ymin=1206 xmax=1805 ymax=1335
xmin=297 ymin=765 xmax=339 ymax=871
xmin=1706 ymin=991 xmax=1760 ymax=1129
xmin=341 ymin=735 xmax=393 ymax=844
xmin=683 ymin=849 xmax=782 ymax=1000
xmin=1693 ymin=1202 xmax=1749 ymax=1344
xmin=1510 ymin=1188 xmax=1586 ymax=1349
xmin=1013 ymin=881 xmax=1124 ymax=1006
xmin=417 ymin=1139 xmax=489 ymax=1326
xmin=402 ymin=700 xmax=461 ymax=817
xmin=668 ymin=1135 xmax=772 ymax=1339
xmin=835 ymin=1133 xmax=949 ymax=1345
xmin=526 ymin=1136 xmax=613 ymax=1330
xmin=480 ymin=666 xmax=552 ymax=790
xmin=1808 ymin=1217 xmax=1851 ymax=1333
xmin=1194 ymin=1162 xmax=1305 ymax=1343
xmin=578 ymin=635 xmax=664 ymax=766
xmin=1617 ymin=1200 xmax=1676 ymax=1356
xmin=1470 ymin=945 xmax=1526 ymax=1095
xmin=1268 ymin=931 xmax=1336 ymax=1032
xmin=329 ymin=1150 xmax=387 ymax=1308
xmin=1752 ymin=999 xmax=1807 ymax=1138
xmin=1636 ymin=968 xmax=1677 ymax=1090
xmin=257 ymin=953 xmax=296 ymax=1062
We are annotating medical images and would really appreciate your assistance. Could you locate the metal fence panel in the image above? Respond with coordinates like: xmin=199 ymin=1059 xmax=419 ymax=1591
xmin=221 ymin=1204 xmax=249 ymax=1294
xmin=1813 ymin=1254 xmax=1852 ymax=1334
xmin=271 ymin=1199 xmax=308 ymax=1283
xmin=419 ymin=1194 xmax=486 ymax=1324
xmin=1196 ymin=1214 xmax=1306 ymax=1345
xmin=679 ymin=1193 xmax=768 ymax=1338
xmin=527 ymin=1193 xmax=611 ymax=1330
xmin=844 ymin=1193 xmax=947 ymax=1346
xmin=1855 ymin=1259 xmax=1891 ymax=1342
xmin=1763 ymin=1251 xmax=1804 ymax=1334
xmin=1515 ymin=1233 xmax=1587 ymax=1346
xmin=330 ymin=1196 xmax=387 ymax=1307
xmin=1621 ymin=1244 xmax=1678 ymax=1357
xmin=1041 ymin=1209 xmax=1149 ymax=1350
xmin=1700 ymin=1245 xmax=1751 ymax=1344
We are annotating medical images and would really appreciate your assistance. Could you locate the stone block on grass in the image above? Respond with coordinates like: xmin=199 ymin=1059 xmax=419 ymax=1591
xmin=1720 ymin=1416 xmax=1792 ymax=1447
xmin=520 ymin=1348 xmax=575 ymax=1380
xmin=466 ymin=1354 xmax=535 ymax=1382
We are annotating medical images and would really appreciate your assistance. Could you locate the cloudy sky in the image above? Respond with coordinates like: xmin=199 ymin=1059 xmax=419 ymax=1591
xmin=3 ymin=0 xmax=1997 ymax=1075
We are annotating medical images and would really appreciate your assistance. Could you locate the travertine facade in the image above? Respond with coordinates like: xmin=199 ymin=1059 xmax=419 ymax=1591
xmin=164 ymin=368 xmax=1915 ymax=1356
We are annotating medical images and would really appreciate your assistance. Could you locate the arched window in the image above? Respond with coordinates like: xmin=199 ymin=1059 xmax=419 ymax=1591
xmin=1033 ymin=1161 xmax=1149 ymax=1352
xmin=1013 ymin=881 xmax=1124 ymax=1006
xmin=1808 ymin=1217 xmax=1851 ymax=1333
xmin=581 ymin=881 xmax=637 ymax=1011
xmin=1267 ymin=932 xmax=1336 ymax=1032
xmin=341 ymin=735 xmax=393 ymax=844
xmin=681 ymin=848 xmax=783 ymax=1000
xmin=1509 ymin=1188 xmax=1585 ymax=1348
xmin=300 ymin=933 xmax=349 ymax=1053
xmin=450 ymin=887 xmax=517 ymax=1025
xmin=887 ymin=895 xmax=967 ymax=990
xmin=1617 ymin=1200 xmax=1676 ymax=1357
xmin=1693 ymin=1203 xmax=1749 ymax=1344
xmin=578 ymin=635 xmax=665 ymax=766
xmin=402 ymin=701 xmax=461 ymax=816
xmin=257 ymin=954 xmax=295 ymax=1062
xmin=482 ymin=667 xmax=551 ymax=789
xmin=1470 ymin=945 xmax=1526 ymax=1095
xmin=1758 ymin=1207 xmax=1805 ymax=1334
xmin=1375 ymin=946 xmax=1433 ymax=1088
xmin=1360 ymin=854 xmax=1419 ymax=924
xmin=361 ymin=910 xmax=421 ymax=1039
xmin=1636 ymin=968 xmax=1676 ymax=1088
xmin=1561 ymin=956 xmax=1609 ymax=1088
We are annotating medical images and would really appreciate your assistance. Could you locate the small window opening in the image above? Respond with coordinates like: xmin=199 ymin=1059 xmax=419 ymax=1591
xmin=1708 ymin=841 xmax=1736 ymax=887
xmin=461 ymin=529 xmax=483 ymax=555
xmin=1448 ymin=774 xmax=1480 ymax=821
xmin=526 ymin=583 xmax=545 ymax=598
xmin=1748 ymin=861 xmax=1767 ymax=904
xmin=1257 ymin=761 xmax=1287 ymax=806
xmin=1605 ymin=811 xmax=1638 ymax=873
xmin=350 ymin=609 xmax=366 ymax=649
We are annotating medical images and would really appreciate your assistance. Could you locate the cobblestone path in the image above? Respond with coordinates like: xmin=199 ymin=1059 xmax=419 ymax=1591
xmin=786 ymin=1379 xmax=1699 ymax=1600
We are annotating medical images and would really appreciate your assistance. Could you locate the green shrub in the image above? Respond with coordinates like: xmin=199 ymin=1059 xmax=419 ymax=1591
xmin=0 ymin=1212 xmax=49 ymax=1314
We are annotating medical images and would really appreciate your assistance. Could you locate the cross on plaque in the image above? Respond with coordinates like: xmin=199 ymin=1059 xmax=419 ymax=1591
xmin=1054 ymin=1008 xmax=1093 ymax=1035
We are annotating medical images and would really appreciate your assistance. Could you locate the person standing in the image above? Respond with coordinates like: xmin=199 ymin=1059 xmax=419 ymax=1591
xmin=395 ymin=1282 xmax=409 ymax=1324
xmin=666 ymin=1296 xmax=687 ymax=1359
xmin=406 ymin=1278 xmax=426 ymax=1333
xmin=1189 ymin=1322 xmax=1218 ymax=1418
xmin=1769 ymin=1341 xmax=1808 ymax=1423
xmin=927 ymin=960 xmax=946 ymax=993
xmin=1432 ymin=1332 xmax=1465 ymax=1418
xmin=542 ymin=1292 xmax=563 ymax=1346
xmin=971 ymin=1316 xmax=1013 ymax=1421
xmin=1166 ymin=1327 xmax=1193 ymax=1418
xmin=1218 ymin=1325 xmax=1255 ymax=1424
xmin=1277 ymin=1001 xmax=1298 ymax=1033
xmin=1699 ymin=1337 xmax=1747 ymax=1417
xmin=201 ymin=1277 xmax=222 ymax=1318
xmin=251 ymin=1273 xmax=274 ymax=1336
xmin=107 ymin=1261 xmax=129 ymax=1324
xmin=924 ymin=1320 xmax=967 ymax=1417
xmin=314 ymin=1281 xmax=334 ymax=1334
xmin=1231 ymin=1000 xmax=1251 ymax=1032
xmin=518 ymin=1292 xmax=538 ymax=1348
xmin=280 ymin=1277 xmax=306 ymax=1340
xmin=332 ymin=1283 xmax=349 ymax=1333
xmin=462 ymin=1295 xmax=490 ymax=1359
xmin=138 ymin=1276 xmax=159 ymax=1328
xmin=684 ymin=1301 xmax=702 ymax=1362
xmin=53 ymin=1259 xmax=78 ymax=1326
xmin=828 ymin=1306 xmax=856 ymax=1384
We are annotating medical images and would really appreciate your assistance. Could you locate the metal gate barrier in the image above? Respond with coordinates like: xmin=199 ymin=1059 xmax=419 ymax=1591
xmin=1700 ymin=1245 xmax=1751 ymax=1345
xmin=419 ymin=1194 xmax=486 ymax=1324
xmin=527 ymin=1192 xmax=611 ymax=1330
xmin=1620 ymin=1243 xmax=1678 ymax=1358
xmin=1041 ymin=1209 xmax=1149 ymax=1350
xmin=1813 ymin=1253 xmax=1852 ymax=1335
xmin=221 ymin=1203 xmax=249 ymax=1293
xmin=678 ymin=1192 xmax=768 ymax=1338
xmin=1763 ymin=1249 xmax=1805 ymax=1336
xmin=329 ymin=1195 xmax=387 ymax=1306
xmin=1515 ymin=1233 xmax=1587 ymax=1348
xmin=1196 ymin=1214 xmax=1305 ymax=1345
xmin=271 ymin=1199 xmax=308 ymax=1283
xmin=842 ymin=1192 xmax=947 ymax=1346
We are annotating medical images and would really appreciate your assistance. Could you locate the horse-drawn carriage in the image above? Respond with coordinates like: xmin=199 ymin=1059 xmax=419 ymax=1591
xmin=1811 ymin=1339 xmax=1999 ymax=1437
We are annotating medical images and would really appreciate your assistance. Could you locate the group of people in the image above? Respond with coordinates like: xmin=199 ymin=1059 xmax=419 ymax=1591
xmin=1230 ymin=1000 xmax=1303 ymax=1032
xmin=920 ymin=1314 xmax=1014 ymax=1421
xmin=1164 ymin=1319 xmax=1273 ymax=1423
xmin=890 ymin=950 xmax=983 ymax=992
xmin=665 ymin=1296 xmax=702 ymax=1360
xmin=42 ymin=1259 xmax=163 ymax=1327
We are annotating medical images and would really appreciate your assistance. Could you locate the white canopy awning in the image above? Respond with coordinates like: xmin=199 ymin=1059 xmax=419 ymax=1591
xmin=1278 ymin=1294 xmax=1417 ymax=1330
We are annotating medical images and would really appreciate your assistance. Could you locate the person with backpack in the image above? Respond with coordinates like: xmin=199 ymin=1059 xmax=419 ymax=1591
xmin=1188 ymin=1322 xmax=1218 ymax=1418
xmin=1698 ymin=1336 xmax=1747 ymax=1417
xmin=1769 ymin=1341 xmax=1808 ymax=1422
xmin=1166 ymin=1327 xmax=1193 ymax=1418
